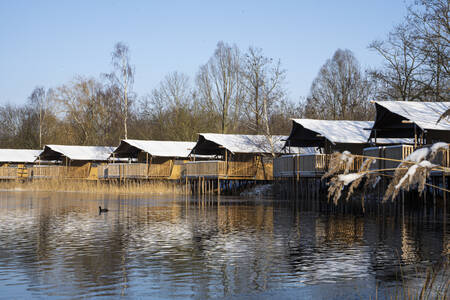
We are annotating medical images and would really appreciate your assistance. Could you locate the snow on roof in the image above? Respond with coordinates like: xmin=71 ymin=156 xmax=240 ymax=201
xmin=291 ymin=119 xmax=373 ymax=144
xmin=375 ymin=101 xmax=450 ymax=131
xmin=196 ymin=133 xmax=286 ymax=154
xmin=369 ymin=138 xmax=414 ymax=145
xmin=43 ymin=145 xmax=115 ymax=161
xmin=118 ymin=139 xmax=196 ymax=158
xmin=0 ymin=149 xmax=42 ymax=163
xmin=285 ymin=147 xmax=321 ymax=154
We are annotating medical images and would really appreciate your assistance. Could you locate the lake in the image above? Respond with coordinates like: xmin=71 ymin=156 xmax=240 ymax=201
xmin=0 ymin=191 xmax=448 ymax=299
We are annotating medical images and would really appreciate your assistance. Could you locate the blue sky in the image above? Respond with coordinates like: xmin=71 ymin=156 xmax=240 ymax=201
xmin=0 ymin=0 xmax=408 ymax=105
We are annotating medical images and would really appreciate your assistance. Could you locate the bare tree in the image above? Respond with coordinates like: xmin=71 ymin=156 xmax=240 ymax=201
xmin=105 ymin=42 xmax=135 ymax=139
xmin=406 ymin=0 xmax=449 ymax=102
xmin=370 ymin=0 xmax=449 ymax=102
xmin=28 ymin=86 xmax=50 ymax=148
xmin=54 ymin=77 xmax=123 ymax=145
xmin=369 ymin=24 xmax=429 ymax=102
xmin=139 ymin=72 xmax=213 ymax=141
xmin=196 ymin=41 xmax=244 ymax=133
xmin=305 ymin=49 xmax=374 ymax=120
xmin=241 ymin=47 xmax=286 ymax=136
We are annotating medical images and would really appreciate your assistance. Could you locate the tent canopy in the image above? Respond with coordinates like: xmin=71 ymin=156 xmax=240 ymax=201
xmin=0 ymin=149 xmax=42 ymax=163
xmin=113 ymin=139 xmax=196 ymax=159
xmin=287 ymin=119 xmax=373 ymax=147
xmin=39 ymin=145 xmax=114 ymax=161
xmin=370 ymin=101 xmax=450 ymax=142
xmin=191 ymin=133 xmax=286 ymax=156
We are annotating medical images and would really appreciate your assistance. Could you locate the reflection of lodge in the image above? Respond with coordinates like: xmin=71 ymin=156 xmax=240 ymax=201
xmin=315 ymin=216 xmax=364 ymax=246
xmin=217 ymin=204 xmax=273 ymax=233
xmin=98 ymin=139 xmax=196 ymax=180
xmin=185 ymin=133 xmax=285 ymax=181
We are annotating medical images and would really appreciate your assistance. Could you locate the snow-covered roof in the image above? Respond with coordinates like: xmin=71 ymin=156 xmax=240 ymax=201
xmin=114 ymin=139 xmax=196 ymax=158
xmin=41 ymin=145 xmax=115 ymax=161
xmin=192 ymin=133 xmax=287 ymax=155
xmin=0 ymin=149 xmax=42 ymax=163
xmin=374 ymin=101 xmax=450 ymax=131
xmin=290 ymin=119 xmax=373 ymax=144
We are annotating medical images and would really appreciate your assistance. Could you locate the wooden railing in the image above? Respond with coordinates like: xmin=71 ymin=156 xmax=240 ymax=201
xmin=148 ymin=162 xmax=172 ymax=178
xmin=98 ymin=163 xmax=174 ymax=179
xmin=274 ymin=153 xmax=363 ymax=178
xmin=29 ymin=165 xmax=91 ymax=179
xmin=273 ymin=155 xmax=297 ymax=177
xmin=29 ymin=166 xmax=65 ymax=178
xmin=0 ymin=166 xmax=18 ymax=179
xmin=185 ymin=160 xmax=259 ymax=178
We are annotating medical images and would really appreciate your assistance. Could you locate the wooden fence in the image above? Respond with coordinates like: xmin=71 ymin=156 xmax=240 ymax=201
xmin=274 ymin=153 xmax=363 ymax=178
xmin=184 ymin=160 xmax=271 ymax=179
xmin=98 ymin=162 xmax=174 ymax=179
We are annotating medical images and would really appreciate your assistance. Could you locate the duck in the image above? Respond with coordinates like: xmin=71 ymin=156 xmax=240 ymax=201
xmin=99 ymin=206 xmax=109 ymax=213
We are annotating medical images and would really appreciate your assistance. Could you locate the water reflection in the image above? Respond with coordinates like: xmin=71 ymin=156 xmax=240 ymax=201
xmin=0 ymin=191 xmax=447 ymax=299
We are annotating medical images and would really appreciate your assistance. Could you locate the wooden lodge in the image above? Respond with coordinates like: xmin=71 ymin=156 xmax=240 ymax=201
xmin=32 ymin=145 xmax=114 ymax=180
xmin=98 ymin=139 xmax=196 ymax=180
xmin=185 ymin=133 xmax=287 ymax=181
xmin=370 ymin=101 xmax=450 ymax=146
xmin=274 ymin=119 xmax=375 ymax=178
xmin=364 ymin=101 xmax=450 ymax=171
xmin=0 ymin=149 xmax=42 ymax=180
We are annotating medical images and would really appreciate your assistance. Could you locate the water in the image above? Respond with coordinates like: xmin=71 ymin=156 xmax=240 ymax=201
xmin=0 ymin=191 xmax=448 ymax=299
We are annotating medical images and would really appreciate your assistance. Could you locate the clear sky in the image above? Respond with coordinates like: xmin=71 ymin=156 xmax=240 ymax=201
xmin=0 ymin=0 xmax=408 ymax=106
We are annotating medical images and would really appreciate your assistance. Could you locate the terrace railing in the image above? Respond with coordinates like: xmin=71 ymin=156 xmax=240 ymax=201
xmin=97 ymin=163 xmax=174 ymax=179
xmin=185 ymin=160 xmax=259 ymax=178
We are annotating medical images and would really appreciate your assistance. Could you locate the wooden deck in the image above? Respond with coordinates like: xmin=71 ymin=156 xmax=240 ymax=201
xmin=97 ymin=162 xmax=176 ymax=180
xmin=184 ymin=160 xmax=273 ymax=180
xmin=274 ymin=154 xmax=362 ymax=178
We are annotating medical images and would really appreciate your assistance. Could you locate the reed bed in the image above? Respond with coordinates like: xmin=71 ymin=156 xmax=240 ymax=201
xmin=372 ymin=259 xmax=449 ymax=300
xmin=0 ymin=179 xmax=184 ymax=195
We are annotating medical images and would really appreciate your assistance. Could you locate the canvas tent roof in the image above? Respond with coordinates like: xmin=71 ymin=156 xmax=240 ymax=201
xmin=287 ymin=119 xmax=373 ymax=147
xmin=191 ymin=133 xmax=287 ymax=156
xmin=370 ymin=101 xmax=450 ymax=141
xmin=40 ymin=145 xmax=115 ymax=161
xmin=0 ymin=149 xmax=42 ymax=163
xmin=113 ymin=139 xmax=196 ymax=158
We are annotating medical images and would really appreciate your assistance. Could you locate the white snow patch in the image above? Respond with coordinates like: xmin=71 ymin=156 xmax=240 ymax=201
xmin=240 ymin=184 xmax=273 ymax=197
xmin=418 ymin=160 xmax=436 ymax=168
xmin=372 ymin=176 xmax=381 ymax=188
xmin=405 ymin=148 xmax=430 ymax=163
xmin=395 ymin=165 xmax=419 ymax=189
xmin=338 ymin=173 xmax=363 ymax=186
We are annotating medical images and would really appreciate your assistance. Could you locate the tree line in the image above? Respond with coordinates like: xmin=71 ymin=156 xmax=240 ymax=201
xmin=0 ymin=0 xmax=447 ymax=149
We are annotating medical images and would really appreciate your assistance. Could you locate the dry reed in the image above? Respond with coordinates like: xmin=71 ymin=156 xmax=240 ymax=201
xmin=322 ymin=151 xmax=354 ymax=180
xmin=325 ymin=144 xmax=449 ymax=205
xmin=0 ymin=179 xmax=185 ymax=195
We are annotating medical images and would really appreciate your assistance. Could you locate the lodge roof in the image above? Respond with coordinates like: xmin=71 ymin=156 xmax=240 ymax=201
xmin=40 ymin=145 xmax=115 ymax=161
xmin=192 ymin=133 xmax=287 ymax=155
xmin=373 ymin=101 xmax=450 ymax=132
xmin=113 ymin=139 xmax=196 ymax=158
xmin=0 ymin=149 xmax=42 ymax=163
xmin=287 ymin=119 xmax=373 ymax=146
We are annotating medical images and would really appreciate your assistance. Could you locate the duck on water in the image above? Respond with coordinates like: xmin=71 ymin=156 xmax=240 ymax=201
xmin=99 ymin=206 xmax=109 ymax=213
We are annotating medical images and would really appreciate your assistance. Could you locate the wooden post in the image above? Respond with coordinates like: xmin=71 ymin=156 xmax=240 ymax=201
xmin=218 ymin=178 xmax=220 ymax=195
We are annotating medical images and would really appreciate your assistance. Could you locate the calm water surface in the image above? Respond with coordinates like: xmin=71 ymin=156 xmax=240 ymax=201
xmin=0 ymin=191 xmax=448 ymax=299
